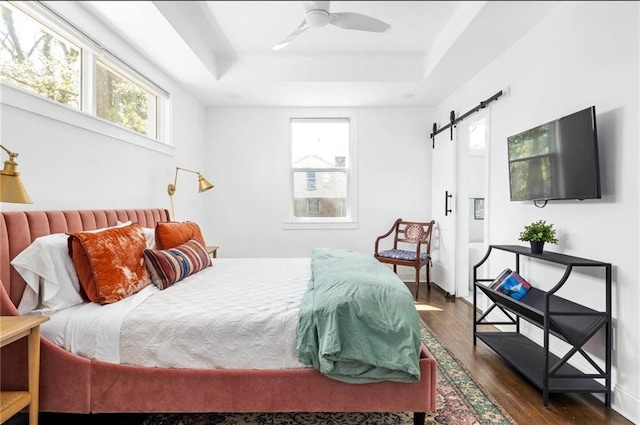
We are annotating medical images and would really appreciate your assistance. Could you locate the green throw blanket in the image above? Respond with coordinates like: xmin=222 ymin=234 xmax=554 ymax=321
xmin=297 ymin=248 xmax=422 ymax=384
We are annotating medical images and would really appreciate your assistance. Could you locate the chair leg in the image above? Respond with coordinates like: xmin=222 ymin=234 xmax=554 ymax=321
xmin=414 ymin=268 xmax=420 ymax=301
xmin=426 ymin=263 xmax=431 ymax=292
xmin=393 ymin=264 xmax=397 ymax=274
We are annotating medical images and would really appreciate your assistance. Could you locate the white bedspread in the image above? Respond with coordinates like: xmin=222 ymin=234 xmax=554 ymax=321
xmin=40 ymin=258 xmax=311 ymax=369
xmin=41 ymin=284 xmax=157 ymax=363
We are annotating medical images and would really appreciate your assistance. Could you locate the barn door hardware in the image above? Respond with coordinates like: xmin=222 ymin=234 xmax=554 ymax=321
xmin=430 ymin=90 xmax=504 ymax=148
xmin=449 ymin=110 xmax=456 ymax=140
xmin=445 ymin=190 xmax=453 ymax=216
xmin=432 ymin=123 xmax=437 ymax=148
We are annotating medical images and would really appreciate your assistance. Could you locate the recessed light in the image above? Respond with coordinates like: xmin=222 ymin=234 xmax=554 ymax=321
xmin=226 ymin=93 xmax=242 ymax=99
xmin=403 ymin=93 xmax=415 ymax=99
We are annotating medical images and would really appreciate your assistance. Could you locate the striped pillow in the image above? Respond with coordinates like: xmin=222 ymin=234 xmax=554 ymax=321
xmin=143 ymin=238 xmax=212 ymax=290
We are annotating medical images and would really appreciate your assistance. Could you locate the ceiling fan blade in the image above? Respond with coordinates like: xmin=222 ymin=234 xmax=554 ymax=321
xmin=329 ymin=12 xmax=391 ymax=33
xmin=273 ymin=20 xmax=310 ymax=51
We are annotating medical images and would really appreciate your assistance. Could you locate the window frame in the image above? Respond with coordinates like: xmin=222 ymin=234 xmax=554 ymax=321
xmin=0 ymin=1 xmax=170 ymax=147
xmin=284 ymin=109 xmax=358 ymax=230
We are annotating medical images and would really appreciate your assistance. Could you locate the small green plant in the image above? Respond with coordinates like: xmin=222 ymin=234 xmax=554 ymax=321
xmin=518 ymin=220 xmax=558 ymax=244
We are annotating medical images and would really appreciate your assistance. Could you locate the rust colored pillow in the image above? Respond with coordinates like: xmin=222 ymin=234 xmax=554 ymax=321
xmin=155 ymin=221 xmax=207 ymax=250
xmin=68 ymin=223 xmax=151 ymax=304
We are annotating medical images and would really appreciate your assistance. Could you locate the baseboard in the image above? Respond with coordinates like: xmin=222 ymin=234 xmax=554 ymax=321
xmin=517 ymin=326 xmax=639 ymax=424
xmin=611 ymin=384 xmax=640 ymax=424
xmin=459 ymin=296 xmax=481 ymax=312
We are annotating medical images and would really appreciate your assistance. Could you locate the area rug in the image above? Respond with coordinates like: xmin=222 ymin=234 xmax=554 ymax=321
xmin=142 ymin=321 xmax=516 ymax=425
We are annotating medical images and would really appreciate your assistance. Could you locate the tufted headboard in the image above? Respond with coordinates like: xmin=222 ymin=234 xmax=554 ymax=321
xmin=0 ymin=208 xmax=170 ymax=313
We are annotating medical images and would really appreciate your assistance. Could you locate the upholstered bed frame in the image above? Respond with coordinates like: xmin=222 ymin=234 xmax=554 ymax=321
xmin=0 ymin=209 xmax=437 ymax=423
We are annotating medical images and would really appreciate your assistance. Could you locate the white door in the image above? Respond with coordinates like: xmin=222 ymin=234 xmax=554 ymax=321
xmin=430 ymin=130 xmax=457 ymax=296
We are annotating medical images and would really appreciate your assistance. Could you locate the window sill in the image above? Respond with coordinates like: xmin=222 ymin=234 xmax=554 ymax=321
xmin=283 ymin=221 xmax=358 ymax=230
xmin=0 ymin=83 xmax=173 ymax=156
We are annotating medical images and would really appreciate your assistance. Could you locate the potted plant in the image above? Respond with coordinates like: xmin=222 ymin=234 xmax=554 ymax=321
xmin=518 ymin=220 xmax=558 ymax=254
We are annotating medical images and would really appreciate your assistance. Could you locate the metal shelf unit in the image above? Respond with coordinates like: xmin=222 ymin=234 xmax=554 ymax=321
xmin=472 ymin=245 xmax=611 ymax=407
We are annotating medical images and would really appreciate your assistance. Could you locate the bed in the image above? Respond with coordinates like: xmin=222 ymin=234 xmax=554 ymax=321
xmin=0 ymin=208 xmax=437 ymax=424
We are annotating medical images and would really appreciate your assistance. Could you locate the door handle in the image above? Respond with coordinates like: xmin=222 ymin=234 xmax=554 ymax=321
xmin=445 ymin=191 xmax=453 ymax=216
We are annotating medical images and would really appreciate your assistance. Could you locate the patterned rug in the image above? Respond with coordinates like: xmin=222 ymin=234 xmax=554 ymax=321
xmin=142 ymin=321 xmax=516 ymax=425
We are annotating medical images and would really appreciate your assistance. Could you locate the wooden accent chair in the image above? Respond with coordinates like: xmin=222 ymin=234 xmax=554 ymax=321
xmin=374 ymin=218 xmax=436 ymax=300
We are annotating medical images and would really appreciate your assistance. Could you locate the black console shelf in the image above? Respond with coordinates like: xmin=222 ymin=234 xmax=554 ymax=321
xmin=473 ymin=245 xmax=611 ymax=407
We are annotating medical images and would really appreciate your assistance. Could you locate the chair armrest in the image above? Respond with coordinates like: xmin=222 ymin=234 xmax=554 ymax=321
xmin=374 ymin=218 xmax=402 ymax=255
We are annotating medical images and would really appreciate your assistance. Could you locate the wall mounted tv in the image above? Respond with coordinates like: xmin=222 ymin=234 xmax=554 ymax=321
xmin=507 ymin=106 xmax=601 ymax=202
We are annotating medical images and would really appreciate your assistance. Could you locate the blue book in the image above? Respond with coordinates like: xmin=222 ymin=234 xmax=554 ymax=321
xmin=489 ymin=268 xmax=513 ymax=289
xmin=495 ymin=271 xmax=531 ymax=300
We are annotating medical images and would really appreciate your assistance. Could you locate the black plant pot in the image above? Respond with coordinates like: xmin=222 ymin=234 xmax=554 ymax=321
xmin=530 ymin=241 xmax=545 ymax=254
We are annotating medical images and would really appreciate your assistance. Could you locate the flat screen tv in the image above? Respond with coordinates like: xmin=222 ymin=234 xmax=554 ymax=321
xmin=507 ymin=106 xmax=601 ymax=202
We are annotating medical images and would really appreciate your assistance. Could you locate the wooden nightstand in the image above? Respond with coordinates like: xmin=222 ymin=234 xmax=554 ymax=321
xmin=206 ymin=245 xmax=219 ymax=258
xmin=1 ymin=316 xmax=49 ymax=425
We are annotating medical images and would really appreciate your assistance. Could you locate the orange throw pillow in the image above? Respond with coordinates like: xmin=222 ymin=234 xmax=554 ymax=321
xmin=68 ymin=223 xmax=151 ymax=304
xmin=155 ymin=221 xmax=207 ymax=250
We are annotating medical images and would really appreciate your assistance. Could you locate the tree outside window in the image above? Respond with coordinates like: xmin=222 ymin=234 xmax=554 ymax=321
xmin=96 ymin=61 xmax=157 ymax=138
xmin=0 ymin=3 xmax=80 ymax=108
xmin=0 ymin=3 xmax=165 ymax=140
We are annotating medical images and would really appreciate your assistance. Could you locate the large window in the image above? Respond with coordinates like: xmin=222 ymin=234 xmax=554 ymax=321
xmin=96 ymin=60 xmax=158 ymax=138
xmin=289 ymin=116 xmax=357 ymax=226
xmin=0 ymin=2 xmax=81 ymax=108
xmin=0 ymin=2 xmax=167 ymax=142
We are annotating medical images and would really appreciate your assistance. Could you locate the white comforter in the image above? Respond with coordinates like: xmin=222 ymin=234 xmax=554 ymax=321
xmin=41 ymin=258 xmax=311 ymax=369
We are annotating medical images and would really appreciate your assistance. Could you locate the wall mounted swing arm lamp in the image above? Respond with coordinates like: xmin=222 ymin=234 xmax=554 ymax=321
xmin=0 ymin=144 xmax=32 ymax=204
xmin=167 ymin=166 xmax=214 ymax=220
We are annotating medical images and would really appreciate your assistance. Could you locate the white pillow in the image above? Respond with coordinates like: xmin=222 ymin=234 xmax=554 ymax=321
xmin=118 ymin=220 xmax=155 ymax=248
xmin=12 ymin=221 xmax=141 ymax=314
xmin=142 ymin=227 xmax=156 ymax=249
xmin=12 ymin=233 xmax=83 ymax=314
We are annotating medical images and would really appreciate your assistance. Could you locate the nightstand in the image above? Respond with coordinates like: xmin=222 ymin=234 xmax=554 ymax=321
xmin=1 ymin=316 xmax=49 ymax=425
xmin=206 ymin=245 xmax=219 ymax=258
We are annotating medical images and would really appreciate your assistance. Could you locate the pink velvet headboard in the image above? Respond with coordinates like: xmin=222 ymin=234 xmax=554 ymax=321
xmin=0 ymin=208 xmax=170 ymax=313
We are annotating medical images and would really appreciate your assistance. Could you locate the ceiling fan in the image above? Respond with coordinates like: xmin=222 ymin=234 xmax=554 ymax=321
xmin=273 ymin=1 xmax=391 ymax=50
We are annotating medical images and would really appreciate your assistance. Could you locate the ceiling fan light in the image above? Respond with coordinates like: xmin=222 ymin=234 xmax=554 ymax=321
xmin=306 ymin=9 xmax=330 ymax=28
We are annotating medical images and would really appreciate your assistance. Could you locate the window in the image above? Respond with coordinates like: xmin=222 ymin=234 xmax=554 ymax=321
xmin=306 ymin=198 xmax=321 ymax=214
xmin=96 ymin=60 xmax=158 ymax=138
xmin=288 ymin=114 xmax=357 ymax=228
xmin=0 ymin=3 xmax=81 ymax=108
xmin=306 ymin=171 xmax=317 ymax=189
xmin=473 ymin=198 xmax=484 ymax=220
xmin=0 ymin=2 xmax=168 ymax=143
xmin=469 ymin=119 xmax=486 ymax=150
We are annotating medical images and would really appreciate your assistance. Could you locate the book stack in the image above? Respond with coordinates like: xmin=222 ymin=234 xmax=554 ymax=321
xmin=489 ymin=268 xmax=532 ymax=300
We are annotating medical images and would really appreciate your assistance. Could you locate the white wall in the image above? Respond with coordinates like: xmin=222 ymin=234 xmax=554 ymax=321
xmin=2 ymin=0 xmax=636 ymax=419
xmin=435 ymin=1 xmax=638 ymax=421
xmin=0 ymin=2 xmax=208 ymax=229
xmin=203 ymin=107 xmax=433 ymax=263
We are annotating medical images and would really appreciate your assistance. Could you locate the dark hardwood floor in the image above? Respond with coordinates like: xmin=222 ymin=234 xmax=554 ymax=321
xmin=7 ymin=283 xmax=634 ymax=425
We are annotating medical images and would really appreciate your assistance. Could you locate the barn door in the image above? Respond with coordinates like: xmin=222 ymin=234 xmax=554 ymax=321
xmin=430 ymin=130 xmax=457 ymax=296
